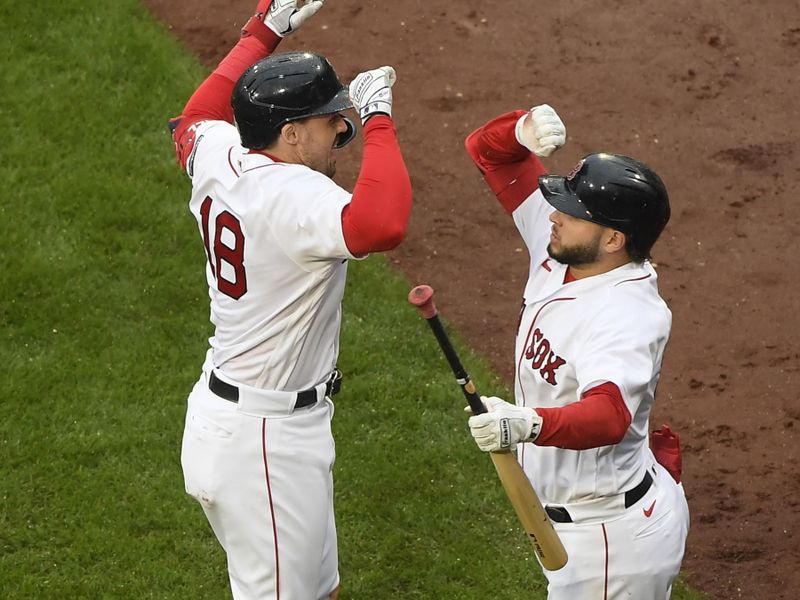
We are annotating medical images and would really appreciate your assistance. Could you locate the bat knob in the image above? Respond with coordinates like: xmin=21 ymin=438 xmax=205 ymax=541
xmin=408 ymin=285 xmax=437 ymax=319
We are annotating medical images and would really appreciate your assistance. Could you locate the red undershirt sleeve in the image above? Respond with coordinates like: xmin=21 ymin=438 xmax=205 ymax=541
xmin=533 ymin=382 xmax=632 ymax=449
xmin=169 ymin=17 xmax=281 ymax=168
xmin=341 ymin=115 xmax=412 ymax=255
xmin=464 ymin=110 xmax=548 ymax=214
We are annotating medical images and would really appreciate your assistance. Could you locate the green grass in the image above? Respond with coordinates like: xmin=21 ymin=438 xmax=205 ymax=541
xmin=0 ymin=1 xmax=706 ymax=598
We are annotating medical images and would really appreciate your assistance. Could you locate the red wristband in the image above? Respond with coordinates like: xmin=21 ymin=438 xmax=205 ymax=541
xmin=241 ymin=15 xmax=282 ymax=49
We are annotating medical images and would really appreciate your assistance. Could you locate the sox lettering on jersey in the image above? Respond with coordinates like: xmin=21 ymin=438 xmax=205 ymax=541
xmin=524 ymin=328 xmax=566 ymax=385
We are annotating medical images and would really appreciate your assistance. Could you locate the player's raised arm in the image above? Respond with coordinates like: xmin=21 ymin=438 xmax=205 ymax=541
xmin=169 ymin=0 xmax=324 ymax=168
xmin=340 ymin=67 xmax=413 ymax=255
xmin=464 ymin=106 xmax=565 ymax=214
xmin=174 ymin=6 xmax=415 ymax=599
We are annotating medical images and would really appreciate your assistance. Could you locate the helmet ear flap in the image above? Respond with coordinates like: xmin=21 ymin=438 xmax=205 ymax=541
xmin=333 ymin=116 xmax=357 ymax=149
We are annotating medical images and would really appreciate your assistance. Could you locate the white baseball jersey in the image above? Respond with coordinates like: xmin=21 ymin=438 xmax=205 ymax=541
xmin=512 ymin=187 xmax=671 ymax=506
xmin=184 ymin=119 xmax=363 ymax=391
xmin=180 ymin=117 xmax=358 ymax=599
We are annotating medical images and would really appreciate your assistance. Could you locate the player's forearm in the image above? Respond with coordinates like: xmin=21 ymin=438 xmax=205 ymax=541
xmin=342 ymin=116 xmax=412 ymax=254
xmin=465 ymin=110 xmax=531 ymax=167
xmin=180 ymin=29 xmax=280 ymax=124
xmin=534 ymin=382 xmax=632 ymax=449
xmin=169 ymin=15 xmax=281 ymax=169
xmin=464 ymin=111 xmax=547 ymax=214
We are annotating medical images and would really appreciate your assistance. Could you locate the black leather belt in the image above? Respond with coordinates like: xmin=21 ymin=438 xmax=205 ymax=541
xmin=208 ymin=369 xmax=342 ymax=409
xmin=545 ymin=470 xmax=653 ymax=524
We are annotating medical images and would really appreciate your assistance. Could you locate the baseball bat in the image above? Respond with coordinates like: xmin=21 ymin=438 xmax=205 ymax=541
xmin=408 ymin=284 xmax=568 ymax=571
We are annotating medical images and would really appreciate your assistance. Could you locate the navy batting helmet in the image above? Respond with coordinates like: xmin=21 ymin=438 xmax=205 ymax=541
xmin=231 ymin=51 xmax=356 ymax=150
xmin=538 ymin=153 xmax=671 ymax=261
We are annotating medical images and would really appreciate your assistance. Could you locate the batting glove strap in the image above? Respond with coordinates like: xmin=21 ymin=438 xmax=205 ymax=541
xmin=241 ymin=13 xmax=282 ymax=46
xmin=468 ymin=396 xmax=543 ymax=452
xmin=515 ymin=104 xmax=566 ymax=158
xmin=263 ymin=0 xmax=325 ymax=37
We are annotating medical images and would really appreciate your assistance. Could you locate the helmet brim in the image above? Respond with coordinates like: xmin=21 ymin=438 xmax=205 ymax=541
xmin=538 ymin=175 xmax=595 ymax=222
xmin=305 ymin=88 xmax=353 ymax=119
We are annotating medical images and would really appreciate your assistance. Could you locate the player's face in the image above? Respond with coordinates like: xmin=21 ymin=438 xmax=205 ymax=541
xmin=547 ymin=210 xmax=605 ymax=266
xmin=294 ymin=113 xmax=350 ymax=177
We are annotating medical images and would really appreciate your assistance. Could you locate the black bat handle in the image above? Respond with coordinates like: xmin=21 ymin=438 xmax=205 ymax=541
xmin=425 ymin=314 xmax=488 ymax=415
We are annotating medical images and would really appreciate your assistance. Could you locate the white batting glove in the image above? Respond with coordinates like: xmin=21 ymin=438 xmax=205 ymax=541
xmin=467 ymin=396 xmax=543 ymax=452
xmin=349 ymin=66 xmax=396 ymax=124
xmin=515 ymin=104 xmax=566 ymax=158
xmin=264 ymin=0 xmax=324 ymax=37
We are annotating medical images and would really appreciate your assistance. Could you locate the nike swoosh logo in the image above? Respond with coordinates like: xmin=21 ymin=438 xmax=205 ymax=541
xmin=643 ymin=500 xmax=657 ymax=518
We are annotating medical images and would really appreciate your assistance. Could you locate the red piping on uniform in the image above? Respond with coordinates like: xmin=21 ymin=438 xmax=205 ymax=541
xmin=517 ymin=296 xmax=574 ymax=471
xmin=615 ymin=273 xmax=651 ymax=286
xmin=248 ymin=149 xmax=284 ymax=162
xmin=602 ymin=523 xmax=610 ymax=600
xmin=240 ymin=150 xmax=283 ymax=174
xmin=241 ymin=161 xmax=282 ymax=174
xmin=261 ymin=419 xmax=280 ymax=599
xmin=516 ymin=297 xmax=575 ymax=407
xmin=228 ymin=147 xmax=240 ymax=178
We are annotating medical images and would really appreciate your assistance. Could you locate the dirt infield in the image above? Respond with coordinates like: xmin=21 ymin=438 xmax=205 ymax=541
xmin=145 ymin=1 xmax=799 ymax=597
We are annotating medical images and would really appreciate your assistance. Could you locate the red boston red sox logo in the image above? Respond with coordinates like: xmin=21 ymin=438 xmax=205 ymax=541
xmin=566 ymin=158 xmax=585 ymax=181
xmin=525 ymin=328 xmax=566 ymax=385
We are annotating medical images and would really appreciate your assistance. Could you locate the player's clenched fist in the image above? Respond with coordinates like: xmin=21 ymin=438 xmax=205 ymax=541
xmin=515 ymin=104 xmax=566 ymax=157
xmin=349 ymin=66 xmax=396 ymax=124
xmin=468 ymin=396 xmax=543 ymax=452
xmin=261 ymin=0 xmax=324 ymax=37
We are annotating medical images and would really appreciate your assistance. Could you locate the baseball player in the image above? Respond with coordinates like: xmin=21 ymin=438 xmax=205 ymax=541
xmin=168 ymin=1 xmax=412 ymax=598
xmin=463 ymin=105 xmax=690 ymax=599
